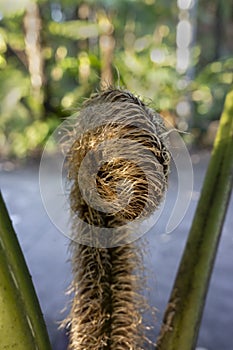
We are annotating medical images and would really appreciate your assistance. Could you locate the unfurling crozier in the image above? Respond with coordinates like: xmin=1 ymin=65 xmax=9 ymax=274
xmin=65 ymin=89 xmax=170 ymax=349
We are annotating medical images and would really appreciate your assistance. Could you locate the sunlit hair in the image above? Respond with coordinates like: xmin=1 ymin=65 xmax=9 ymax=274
xmin=65 ymin=88 xmax=170 ymax=349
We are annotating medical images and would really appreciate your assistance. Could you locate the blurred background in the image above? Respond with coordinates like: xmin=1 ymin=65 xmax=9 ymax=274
xmin=0 ymin=0 xmax=233 ymax=349
xmin=0 ymin=0 xmax=232 ymax=158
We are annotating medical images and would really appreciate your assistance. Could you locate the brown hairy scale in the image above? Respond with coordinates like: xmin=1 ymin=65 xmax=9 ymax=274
xmin=64 ymin=88 xmax=170 ymax=349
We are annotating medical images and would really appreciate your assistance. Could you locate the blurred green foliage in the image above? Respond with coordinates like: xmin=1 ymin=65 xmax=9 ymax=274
xmin=0 ymin=0 xmax=232 ymax=158
xmin=191 ymin=58 xmax=233 ymax=119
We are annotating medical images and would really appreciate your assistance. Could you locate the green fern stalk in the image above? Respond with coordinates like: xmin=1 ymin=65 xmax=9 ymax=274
xmin=156 ymin=88 xmax=233 ymax=349
xmin=0 ymin=191 xmax=52 ymax=349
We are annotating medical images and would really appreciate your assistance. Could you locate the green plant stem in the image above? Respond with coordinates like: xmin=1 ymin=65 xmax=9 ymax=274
xmin=156 ymin=88 xmax=233 ymax=350
xmin=0 ymin=191 xmax=52 ymax=350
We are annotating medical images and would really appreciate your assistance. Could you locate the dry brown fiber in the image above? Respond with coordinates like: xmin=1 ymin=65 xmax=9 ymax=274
xmin=65 ymin=88 xmax=170 ymax=349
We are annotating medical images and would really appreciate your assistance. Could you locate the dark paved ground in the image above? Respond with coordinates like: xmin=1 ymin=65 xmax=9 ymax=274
xmin=0 ymin=149 xmax=232 ymax=350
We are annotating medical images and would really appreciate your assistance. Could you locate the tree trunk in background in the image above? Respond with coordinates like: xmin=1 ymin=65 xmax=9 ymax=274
xmin=98 ymin=11 xmax=115 ymax=89
xmin=214 ymin=0 xmax=223 ymax=60
xmin=24 ymin=2 xmax=45 ymax=118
